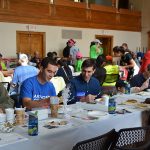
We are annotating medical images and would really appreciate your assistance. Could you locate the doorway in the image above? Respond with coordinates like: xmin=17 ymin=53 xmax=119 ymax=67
xmin=16 ymin=31 xmax=46 ymax=58
xmin=95 ymin=35 xmax=113 ymax=56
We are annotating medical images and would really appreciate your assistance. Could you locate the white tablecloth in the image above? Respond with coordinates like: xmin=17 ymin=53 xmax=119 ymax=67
xmin=0 ymin=99 xmax=147 ymax=150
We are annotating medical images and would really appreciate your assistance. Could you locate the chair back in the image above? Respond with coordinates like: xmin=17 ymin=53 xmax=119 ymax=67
xmin=72 ymin=129 xmax=117 ymax=150
xmin=10 ymin=94 xmax=22 ymax=108
xmin=113 ymin=126 xmax=150 ymax=150
xmin=0 ymin=82 xmax=10 ymax=92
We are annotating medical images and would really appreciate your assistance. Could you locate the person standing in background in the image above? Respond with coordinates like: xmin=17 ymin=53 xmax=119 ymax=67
xmin=122 ymin=43 xmax=140 ymax=67
xmin=90 ymin=39 xmax=103 ymax=60
xmin=63 ymin=41 xmax=71 ymax=65
xmin=139 ymin=50 xmax=150 ymax=73
xmin=69 ymin=39 xmax=79 ymax=66
xmin=113 ymin=46 xmax=139 ymax=81
xmin=75 ymin=51 xmax=83 ymax=72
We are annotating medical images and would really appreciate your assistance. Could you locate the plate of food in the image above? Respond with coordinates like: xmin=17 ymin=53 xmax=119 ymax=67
xmin=123 ymin=99 xmax=138 ymax=105
xmin=44 ymin=119 xmax=70 ymax=129
xmin=135 ymin=103 xmax=149 ymax=109
xmin=87 ymin=111 xmax=108 ymax=118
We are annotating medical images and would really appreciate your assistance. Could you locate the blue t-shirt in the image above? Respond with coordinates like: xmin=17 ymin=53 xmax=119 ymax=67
xmin=20 ymin=76 xmax=56 ymax=101
xmin=12 ymin=65 xmax=38 ymax=93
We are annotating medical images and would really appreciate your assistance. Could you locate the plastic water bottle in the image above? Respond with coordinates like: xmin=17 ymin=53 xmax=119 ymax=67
xmin=108 ymin=97 xmax=116 ymax=114
xmin=28 ymin=112 xmax=38 ymax=136
xmin=125 ymin=83 xmax=131 ymax=94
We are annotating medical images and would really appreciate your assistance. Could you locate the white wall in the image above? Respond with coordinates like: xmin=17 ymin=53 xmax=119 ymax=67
xmin=0 ymin=22 xmax=141 ymax=58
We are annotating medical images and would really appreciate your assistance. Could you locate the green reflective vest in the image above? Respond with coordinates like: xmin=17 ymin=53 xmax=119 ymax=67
xmin=90 ymin=45 xmax=103 ymax=59
xmin=102 ymin=65 xmax=119 ymax=86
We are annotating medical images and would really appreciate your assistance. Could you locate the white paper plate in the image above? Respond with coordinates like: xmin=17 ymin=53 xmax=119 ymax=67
xmin=88 ymin=111 xmax=107 ymax=118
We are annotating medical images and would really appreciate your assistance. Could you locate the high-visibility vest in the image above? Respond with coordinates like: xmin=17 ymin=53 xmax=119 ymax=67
xmin=102 ymin=65 xmax=119 ymax=86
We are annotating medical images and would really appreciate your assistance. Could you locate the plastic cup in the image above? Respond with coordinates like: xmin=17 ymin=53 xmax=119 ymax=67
xmin=15 ymin=108 xmax=25 ymax=125
xmin=50 ymin=97 xmax=59 ymax=118
xmin=102 ymin=95 xmax=109 ymax=106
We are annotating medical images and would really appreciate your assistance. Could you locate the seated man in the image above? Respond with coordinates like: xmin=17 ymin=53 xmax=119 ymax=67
xmin=130 ymin=64 xmax=150 ymax=92
xmin=20 ymin=57 xmax=58 ymax=110
xmin=0 ymin=83 xmax=14 ymax=113
xmin=68 ymin=59 xmax=101 ymax=104
xmin=11 ymin=54 xmax=38 ymax=94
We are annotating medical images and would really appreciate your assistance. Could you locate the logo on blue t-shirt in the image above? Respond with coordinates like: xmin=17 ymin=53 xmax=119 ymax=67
xmin=33 ymin=95 xmax=49 ymax=101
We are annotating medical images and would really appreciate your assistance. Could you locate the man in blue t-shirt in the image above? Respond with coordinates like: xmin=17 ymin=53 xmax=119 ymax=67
xmin=68 ymin=59 xmax=101 ymax=104
xmin=20 ymin=57 xmax=58 ymax=110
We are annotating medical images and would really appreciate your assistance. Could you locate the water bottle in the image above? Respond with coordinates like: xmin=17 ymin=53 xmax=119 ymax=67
xmin=108 ymin=97 xmax=116 ymax=114
xmin=125 ymin=83 xmax=131 ymax=94
xmin=28 ymin=112 xmax=38 ymax=136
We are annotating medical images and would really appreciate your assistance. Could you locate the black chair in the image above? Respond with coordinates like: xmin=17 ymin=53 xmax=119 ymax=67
xmin=10 ymin=94 xmax=22 ymax=108
xmin=112 ymin=127 xmax=150 ymax=150
xmin=72 ymin=129 xmax=117 ymax=150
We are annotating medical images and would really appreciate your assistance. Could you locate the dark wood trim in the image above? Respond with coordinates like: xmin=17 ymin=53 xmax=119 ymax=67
xmin=0 ymin=0 xmax=141 ymax=32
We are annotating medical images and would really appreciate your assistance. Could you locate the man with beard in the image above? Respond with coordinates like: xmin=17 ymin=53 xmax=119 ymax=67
xmin=20 ymin=57 xmax=58 ymax=110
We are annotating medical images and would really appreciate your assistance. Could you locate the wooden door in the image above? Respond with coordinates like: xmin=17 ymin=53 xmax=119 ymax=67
xmin=30 ymin=33 xmax=44 ymax=57
xmin=17 ymin=31 xmax=45 ymax=58
xmin=95 ymin=35 xmax=113 ymax=56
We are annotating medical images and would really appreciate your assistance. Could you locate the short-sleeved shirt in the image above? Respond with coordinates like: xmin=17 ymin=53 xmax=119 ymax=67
xmin=20 ymin=76 xmax=56 ymax=101
xmin=75 ymin=59 xmax=83 ymax=72
xmin=70 ymin=46 xmax=79 ymax=65
xmin=0 ymin=61 xmax=7 ymax=71
xmin=90 ymin=45 xmax=103 ymax=59
xmin=63 ymin=46 xmax=70 ymax=58
xmin=130 ymin=73 xmax=150 ymax=89
xmin=120 ymin=52 xmax=132 ymax=65
xmin=12 ymin=65 xmax=38 ymax=93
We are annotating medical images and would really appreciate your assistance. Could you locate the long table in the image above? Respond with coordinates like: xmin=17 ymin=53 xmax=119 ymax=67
xmin=1 ymin=93 xmax=150 ymax=150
